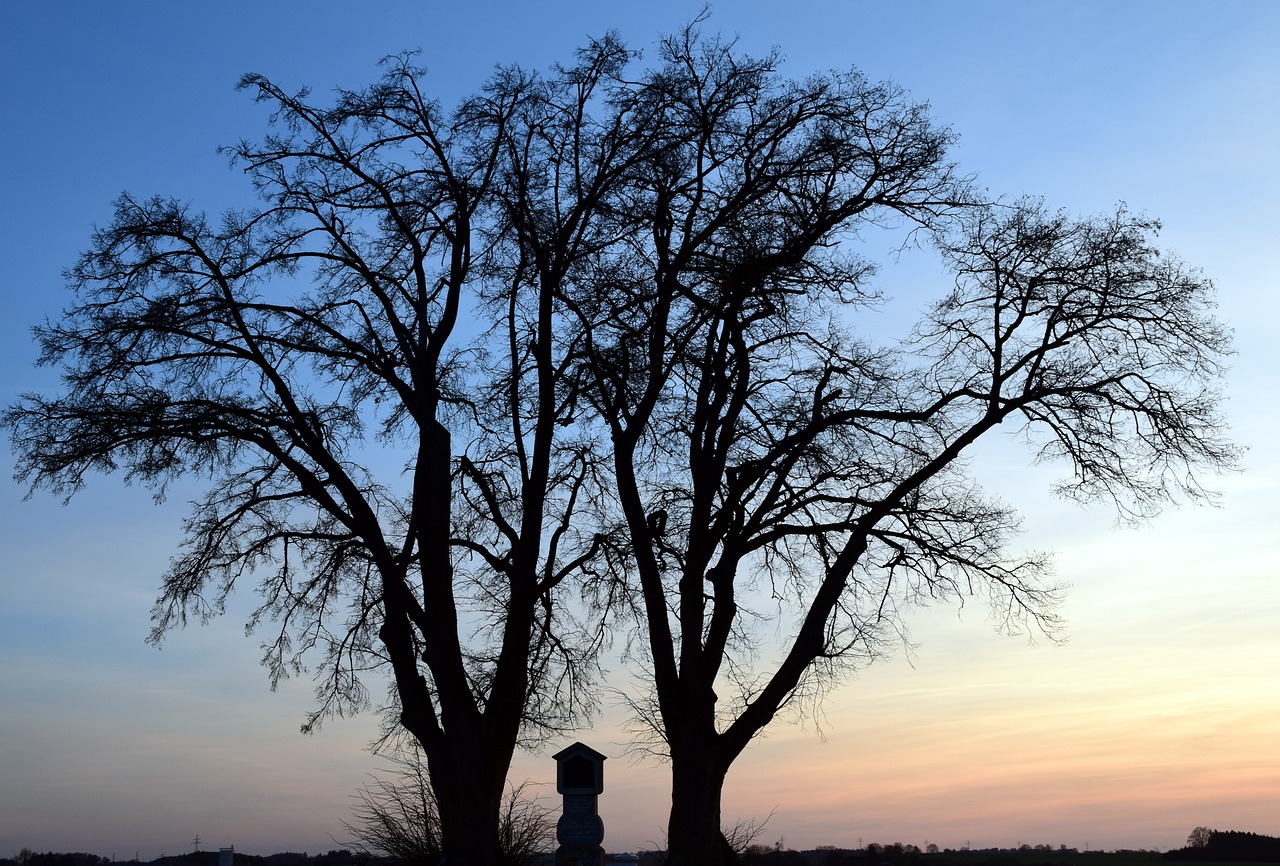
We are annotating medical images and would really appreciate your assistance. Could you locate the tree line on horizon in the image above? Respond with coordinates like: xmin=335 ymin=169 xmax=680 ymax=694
xmin=1164 ymin=828 xmax=1280 ymax=863
xmin=2 ymin=851 xmax=367 ymax=866
xmin=13 ymin=828 xmax=1280 ymax=866
xmin=4 ymin=11 xmax=1238 ymax=866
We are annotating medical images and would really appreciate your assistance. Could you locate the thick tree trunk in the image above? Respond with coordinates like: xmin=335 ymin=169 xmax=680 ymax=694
xmin=665 ymin=738 xmax=731 ymax=866
xmin=430 ymin=737 xmax=508 ymax=866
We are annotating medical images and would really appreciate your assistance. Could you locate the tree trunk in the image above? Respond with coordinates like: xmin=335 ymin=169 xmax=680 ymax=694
xmin=430 ymin=738 xmax=507 ymax=866
xmin=666 ymin=737 xmax=731 ymax=866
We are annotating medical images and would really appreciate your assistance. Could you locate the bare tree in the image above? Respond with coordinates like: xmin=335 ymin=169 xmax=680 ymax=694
xmin=1186 ymin=827 xmax=1215 ymax=849
xmin=3 ymin=44 xmax=646 ymax=866
xmin=552 ymin=27 xmax=1237 ymax=866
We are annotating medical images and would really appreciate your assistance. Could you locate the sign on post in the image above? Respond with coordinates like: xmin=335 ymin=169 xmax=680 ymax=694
xmin=553 ymin=742 xmax=607 ymax=866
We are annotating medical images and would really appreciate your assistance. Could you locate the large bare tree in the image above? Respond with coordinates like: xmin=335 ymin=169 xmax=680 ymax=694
xmin=549 ymin=29 xmax=1236 ymax=866
xmin=3 ymin=43 xmax=651 ymax=866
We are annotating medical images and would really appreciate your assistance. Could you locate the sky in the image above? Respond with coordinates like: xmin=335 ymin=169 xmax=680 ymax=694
xmin=1 ymin=0 xmax=1278 ymax=858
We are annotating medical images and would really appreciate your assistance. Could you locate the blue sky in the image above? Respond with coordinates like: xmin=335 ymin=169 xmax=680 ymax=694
xmin=2 ymin=0 xmax=1278 ymax=857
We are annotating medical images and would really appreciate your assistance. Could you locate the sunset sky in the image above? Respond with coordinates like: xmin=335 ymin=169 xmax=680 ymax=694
xmin=2 ymin=0 xmax=1278 ymax=858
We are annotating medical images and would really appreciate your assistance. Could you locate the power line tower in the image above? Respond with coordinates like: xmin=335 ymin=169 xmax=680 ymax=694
xmin=193 ymin=836 xmax=202 ymax=853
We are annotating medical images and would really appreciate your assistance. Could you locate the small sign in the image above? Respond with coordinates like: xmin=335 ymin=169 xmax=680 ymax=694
xmin=553 ymin=743 xmax=607 ymax=866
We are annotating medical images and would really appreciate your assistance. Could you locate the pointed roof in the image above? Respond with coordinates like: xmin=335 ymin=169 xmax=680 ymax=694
xmin=552 ymin=741 xmax=608 ymax=763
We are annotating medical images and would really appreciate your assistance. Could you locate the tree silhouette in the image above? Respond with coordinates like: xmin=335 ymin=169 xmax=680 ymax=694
xmin=4 ymin=42 xmax=646 ymax=866
xmin=554 ymin=24 xmax=1235 ymax=866
xmin=4 ymin=20 xmax=1236 ymax=866
xmin=1187 ymin=827 xmax=1214 ymax=849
